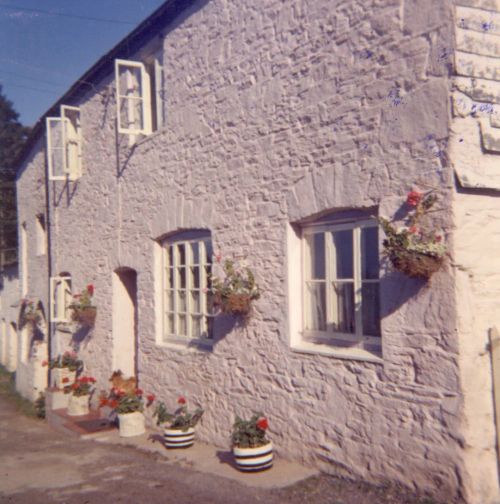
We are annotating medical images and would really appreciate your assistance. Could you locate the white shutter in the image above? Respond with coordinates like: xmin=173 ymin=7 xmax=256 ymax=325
xmin=115 ymin=59 xmax=149 ymax=135
xmin=154 ymin=55 xmax=164 ymax=130
xmin=50 ymin=276 xmax=72 ymax=322
xmin=61 ymin=105 xmax=82 ymax=180
xmin=46 ymin=117 xmax=66 ymax=181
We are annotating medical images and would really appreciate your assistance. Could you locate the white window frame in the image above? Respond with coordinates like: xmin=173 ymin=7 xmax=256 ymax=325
xmin=161 ymin=235 xmax=213 ymax=344
xmin=301 ymin=218 xmax=381 ymax=350
xmin=50 ymin=276 xmax=72 ymax=323
xmin=115 ymin=54 xmax=164 ymax=136
xmin=61 ymin=105 xmax=82 ymax=180
xmin=46 ymin=105 xmax=81 ymax=181
xmin=115 ymin=59 xmax=151 ymax=135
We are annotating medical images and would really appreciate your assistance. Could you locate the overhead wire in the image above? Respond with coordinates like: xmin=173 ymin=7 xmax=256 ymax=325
xmin=0 ymin=3 xmax=136 ymax=25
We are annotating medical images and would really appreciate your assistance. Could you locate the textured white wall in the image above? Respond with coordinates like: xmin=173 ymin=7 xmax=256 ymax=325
xmin=15 ymin=0 xmax=479 ymax=501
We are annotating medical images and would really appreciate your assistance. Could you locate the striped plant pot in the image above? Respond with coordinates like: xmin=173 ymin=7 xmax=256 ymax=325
xmin=164 ymin=427 xmax=195 ymax=448
xmin=233 ymin=442 xmax=273 ymax=472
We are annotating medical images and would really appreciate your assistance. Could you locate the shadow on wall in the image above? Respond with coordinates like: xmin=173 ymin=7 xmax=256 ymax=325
xmin=71 ymin=324 xmax=93 ymax=352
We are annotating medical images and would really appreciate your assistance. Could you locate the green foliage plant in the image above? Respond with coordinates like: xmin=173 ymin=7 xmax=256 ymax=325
xmin=231 ymin=413 xmax=270 ymax=448
xmin=153 ymin=396 xmax=204 ymax=431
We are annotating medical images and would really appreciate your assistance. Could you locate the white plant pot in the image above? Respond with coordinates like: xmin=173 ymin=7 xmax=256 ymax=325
xmin=67 ymin=394 xmax=90 ymax=416
xmin=52 ymin=368 xmax=76 ymax=389
xmin=233 ymin=441 xmax=273 ymax=472
xmin=118 ymin=411 xmax=145 ymax=437
xmin=164 ymin=427 xmax=195 ymax=448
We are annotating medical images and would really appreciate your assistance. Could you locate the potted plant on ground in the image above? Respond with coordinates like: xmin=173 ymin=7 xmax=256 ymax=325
xmin=68 ymin=284 xmax=96 ymax=328
xmin=209 ymin=256 xmax=261 ymax=317
xmin=45 ymin=351 xmax=83 ymax=389
xmin=153 ymin=396 xmax=204 ymax=448
xmin=231 ymin=413 xmax=273 ymax=472
xmin=379 ymin=190 xmax=446 ymax=279
xmin=67 ymin=376 xmax=96 ymax=416
xmin=100 ymin=380 xmax=155 ymax=437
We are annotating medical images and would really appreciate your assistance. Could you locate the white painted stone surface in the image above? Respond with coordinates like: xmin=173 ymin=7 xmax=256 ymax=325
xmin=0 ymin=265 xmax=20 ymax=371
xmin=15 ymin=0 xmax=500 ymax=502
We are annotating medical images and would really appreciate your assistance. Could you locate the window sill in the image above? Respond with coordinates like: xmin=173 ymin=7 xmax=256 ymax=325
xmin=156 ymin=336 xmax=214 ymax=353
xmin=291 ymin=340 xmax=383 ymax=364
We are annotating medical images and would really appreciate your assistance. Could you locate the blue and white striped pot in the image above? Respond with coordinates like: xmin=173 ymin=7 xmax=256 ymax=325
xmin=164 ymin=427 xmax=195 ymax=448
xmin=233 ymin=442 xmax=273 ymax=472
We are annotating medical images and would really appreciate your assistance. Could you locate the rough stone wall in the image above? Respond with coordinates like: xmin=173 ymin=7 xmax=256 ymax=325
xmin=450 ymin=1 xmax=500 ymax=502
xmin=15 ymin=140 xmax=49 ymax=400
xmin=17 ymin=0 xmax=470 ymax=500
xmin=0 ymin=264 xmax=20 ymax=371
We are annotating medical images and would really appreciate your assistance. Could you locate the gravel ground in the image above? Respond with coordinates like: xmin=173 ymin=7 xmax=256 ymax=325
xmin=0 ymin=379 xmax=451 ymax=504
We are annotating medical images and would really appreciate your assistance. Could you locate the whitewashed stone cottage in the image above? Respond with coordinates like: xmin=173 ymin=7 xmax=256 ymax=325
xmin=11 ymin=0 xmax=500 ymax=502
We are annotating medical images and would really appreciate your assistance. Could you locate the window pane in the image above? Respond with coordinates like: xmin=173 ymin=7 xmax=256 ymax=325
xmin=191 ymin=316 xmax=202 ymax=338
xmin=203 ymin=240 xmax=213 ymax=264
xmin=177 ymin=315 xmax=187 ymax=336
xmin=178 ymin=290 xmax=186 ymax=312
xmin=167 ymin=268 xmax=174 ymax=288
xmin=361 ymin=227 xmax=379 ymax=280
xmin=331 ymin=229 xmax=353 ymax=279
xmin=190 ymin=291 xmax=201 ymax=313
xmin=168 ymin=246 xmax=174 ymax=267
xmin=177 ymin=243 xmax=186 ymax=266
xmin=331 ymin=282 xmax=355 ymax=333
xmin=207 ymin=292 xmax=216 ymax=315
xmin=191 ymin=242 xmax=200 ymax=265
xmin=177 ymin=267 xmax=186 ymax=288
xmin=362 ymin=283 xmax=381 ymax=337
xmin=305 ymin=282 xmax=326 ymax=331
xmin=206 ymin=316 xmax=214 ymax=339
xmin=190 ymin=267 xmax=200 ymax=288
xmin=306 ymin=233 xmax=325 ymax=280
xmin=166 ymin=290 xmax=174 ymax=311
xmin=166 ymin=314 xmax=174 ymax=335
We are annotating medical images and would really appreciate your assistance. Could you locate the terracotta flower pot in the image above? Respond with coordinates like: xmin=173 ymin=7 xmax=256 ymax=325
xmin=163 ymin=427 xmax=195 ymax=448
xmin=233 ymin=441 xmax=273 ymax=472
xmin=67 ymin=394 xmax=89 ymax=416
xmin=118 ymin=411 xmax=145 ymax=437
xmin=52 ymin=368 xmax=76 ymax=389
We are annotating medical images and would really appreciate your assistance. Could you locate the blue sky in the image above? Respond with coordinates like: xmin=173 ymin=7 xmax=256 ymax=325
xmin=0 ymin=0 xmax=166 ymax=126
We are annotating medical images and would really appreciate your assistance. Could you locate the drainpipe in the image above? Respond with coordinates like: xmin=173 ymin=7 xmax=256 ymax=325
xmin=44 ymin=156 xmax=53 ymax=385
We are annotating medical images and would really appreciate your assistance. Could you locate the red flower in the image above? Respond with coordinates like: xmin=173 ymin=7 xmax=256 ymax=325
xmin=99 ymin=397 xmax=108 ymax=407
xmin=256 ymin=417 xmax=269 ymax=430
xmin=135 ymin=388 xmax=143 ymax=396
xmin=71 ymin=383 xmax=78 ymax=390
xmin=86 ymin=284 xmax=94 ymax=296
xmin=42 ymin=360 xmax=48 ymax=367
xmin=147 ymin=394 xmax=156 ymax=403
xmin=109 ymin=399 xmax=119 ymax=409
xmin=62 ymin=377 xmax=69 ymax=384
xmin=406 ymin=191 xmax=423 ymax=207
xmin=177 ymin=396 xmax=187 ymax=405
xmin=409 ymin=226 xmax=419 ymax=234
xmin=435 ymin=235 xmax=442 ymax=242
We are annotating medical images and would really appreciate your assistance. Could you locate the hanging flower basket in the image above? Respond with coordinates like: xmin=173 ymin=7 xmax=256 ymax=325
xmin=215 ymin=293 xmax=253 ymax=316
xmin=380 ymin=190 xmax=446 ymax=280
xmin=70 ymin=306 xmax=97 ymax=327
xmin=387 ymin=248 xmax=444 ymax=279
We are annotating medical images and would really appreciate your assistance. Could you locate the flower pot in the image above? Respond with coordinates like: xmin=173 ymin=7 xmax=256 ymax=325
xmin=52 ymin=368 xmax=76 ymax=389
xmin=67 ymin=394 xmax=89 ymax=416
xmin=118 ymin=411 xmax=145 ymax=437
xmin=71 ymin=306 xmax=97 ymax=327
xmin=389 ymin=249 xmax=443 ymax=279
xmin=233 ymin=442 xmax=273 ymax=472
xmin=163 ymin=427 xmax=195 ymax=448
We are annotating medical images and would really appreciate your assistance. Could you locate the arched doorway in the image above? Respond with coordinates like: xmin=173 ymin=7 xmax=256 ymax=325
xmin=112 ymin=268 xmax=138 ymax=378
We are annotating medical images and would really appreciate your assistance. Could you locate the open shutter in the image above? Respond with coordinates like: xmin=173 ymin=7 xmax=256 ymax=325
xmin=153 ymin=55 xmax=164 ymax=130
xmin=46 ymin=117 xmax=66 ymax=181
xmin=50 ymin=276 xmax=72 ymax=322
xmin=115 ymin=59 xmax=149 ymax=135
xmin=61 ymin=105 xmax=82 ymax=180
